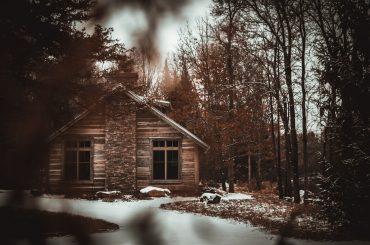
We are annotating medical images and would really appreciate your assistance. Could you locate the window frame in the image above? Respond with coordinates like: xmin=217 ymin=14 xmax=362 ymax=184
xmin=62 ymin=138 xmax=94 ymax=183
xmin=150 ymin=138 xmax=182 ymax=182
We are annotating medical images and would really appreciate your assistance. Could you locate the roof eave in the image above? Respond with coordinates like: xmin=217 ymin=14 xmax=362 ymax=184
xmin=125 ymin=90 xmax=210 ymax=151
xmin=47 ymin=84 xmax=210 ymax=151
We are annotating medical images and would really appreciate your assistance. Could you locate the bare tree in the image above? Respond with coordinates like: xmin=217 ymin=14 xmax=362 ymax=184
xmin=132 ymin=47 xmax=161 ymax=96
xmin=244 ymin=0 xmax=301 ymax=202
xmin=297 ymin=0 xmax=309 ymax=204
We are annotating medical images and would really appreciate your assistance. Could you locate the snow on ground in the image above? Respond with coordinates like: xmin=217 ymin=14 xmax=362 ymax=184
xmin=0 ymin=192 xmax=368 ymax=245
xmin=223 ymin=193 xmax=254 ymax=201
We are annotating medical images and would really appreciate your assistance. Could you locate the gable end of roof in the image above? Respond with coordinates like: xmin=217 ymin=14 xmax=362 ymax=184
xmin=48 ymin=85 xmax=210 ymax=151
xmin=125 ymin=90 xmax=210 ymax=151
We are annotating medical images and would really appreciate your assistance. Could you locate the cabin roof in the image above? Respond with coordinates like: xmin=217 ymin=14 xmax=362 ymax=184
xmin=48 ymin=84 xmax=210 ymax=151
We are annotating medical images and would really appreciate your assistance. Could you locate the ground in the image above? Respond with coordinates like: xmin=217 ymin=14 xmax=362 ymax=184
xmin=161 ymin=193 xmax=339 ymax=240
xmin=0 ymin=190 xmax=369 ymax=245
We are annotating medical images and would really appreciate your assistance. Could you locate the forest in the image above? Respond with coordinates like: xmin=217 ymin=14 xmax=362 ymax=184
xmin=155 ymin=0 xmax=370 ymax=234
xmin=0 ymin=0 xmax=369 ymax=241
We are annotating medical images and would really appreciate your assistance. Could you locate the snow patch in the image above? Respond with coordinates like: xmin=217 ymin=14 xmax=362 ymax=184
xmin=0 ymin=193 xmax=367 ymax=245
xmin=299 ymin=190 xmax=305 ymax=203
xmin=140 ymin=186 xmax=171 ymax=194
xmin=223 ymin=193 xmax=254 ymax=200
xmin=96 ymin=190 xmax=121 ymax=195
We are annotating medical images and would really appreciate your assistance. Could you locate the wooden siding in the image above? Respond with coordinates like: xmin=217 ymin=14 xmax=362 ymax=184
xmin=136 ymin=109 xmax=199 ymax=192
xmin=48 ymin=101 xmax=202 ymax=194
xmin=48 ymin=105 xmax=106 ymax=192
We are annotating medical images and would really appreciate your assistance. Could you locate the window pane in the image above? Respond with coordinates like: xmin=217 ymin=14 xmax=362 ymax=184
xmin=79 ymin=151 xmax=91 ymax=180
xmin=153 ymin=150 xmax=165 ymax=161
xmin=153 ymin=150 xmax=165 ymax=179
xmin=167 ymin=150 xmax=178 ymax=162
xmin=65 ymin=163 xmax=77 ymax=180
xmin=79 ymin=162 xmax=91 ymax=180
xmin=167 ymin=161 xmax=179 ymax=179
xmin=166 ymin=140 xmax=179 ymax=147
xmin=64 ymin=143 xmax=92 ymax=181
xmin=79 ymin=141 xmax=91 ymax=148
xmin=153 ymin=162 xmax=165 ymax=179
xmin=153 ymin=140 xmax=165 ymax=147
xmin=167 ymin=150 xmax=179 ymax=179
xmin=65 ymin=141 xmax=77 ymax=148
xmin=79 ymin=151 xmax=90 ymax=163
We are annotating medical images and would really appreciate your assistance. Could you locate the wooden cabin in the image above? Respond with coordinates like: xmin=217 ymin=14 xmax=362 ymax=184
xmin=47 ymin=76 xmax=209 ymax=194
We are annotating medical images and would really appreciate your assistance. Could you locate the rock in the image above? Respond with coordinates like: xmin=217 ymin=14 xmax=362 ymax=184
xmin=208 ymin=195 xmax=221 ymax=204
xmin=200 ymin=193 xmax=222 ymax=204
xmin=146 ymin=190 xmax=167 ymax=197
xmin=95 ymin=190 xmax=122 ymax=199
xmin=139 ymin=186 xmax=171 ymax=198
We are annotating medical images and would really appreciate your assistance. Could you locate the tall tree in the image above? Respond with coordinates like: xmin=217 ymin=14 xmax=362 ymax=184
xmin=310 ymin=0 xmax=370 ymax=233
xmin=212 ymin=0 xmax=244 ymax=193
xmin=244 ymin=0 xmax=301 ymax=202
xmin=297 ymin=0 xmax=309 ymax=204
xmin=0 ymin=0 xmax=131 ymax=189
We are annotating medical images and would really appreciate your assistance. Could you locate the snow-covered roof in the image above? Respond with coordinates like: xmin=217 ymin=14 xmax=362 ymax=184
xmin=48 ymin=84 xmax=210 ymax=151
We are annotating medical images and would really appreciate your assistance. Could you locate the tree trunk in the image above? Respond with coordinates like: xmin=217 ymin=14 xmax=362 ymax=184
xmin=228 ymin=158 xmax=235 ymax=193
xmin=299 ymin=0 xmax=308 ymax=204
xmin=225 ymin=1 xmax=236 ymax=195
xmin=281 ymin=100 xmax=293 ymax=197
xmin=268 ymin=78 xmax=283 ymax=198
xmin=272 ymin=0 xmax=300 ymax=203
xmin=256 ymin=153 xmax=262 ymax=190
xmin=221 ymin=170 xmax=227 ymax=191
xmin=277 ymin=111 xmax=283 ymax=198
xmin=248 ymin=153 xmax=252 ymax=189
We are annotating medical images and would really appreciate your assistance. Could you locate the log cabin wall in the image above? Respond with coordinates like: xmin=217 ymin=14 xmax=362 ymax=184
xmin=48 ymin=93 xmax=202 ymax=194
xmin=136 ymin=108 xmax=200 ymax=193
xmin=48 ymin=104 xmax=106 ymax=193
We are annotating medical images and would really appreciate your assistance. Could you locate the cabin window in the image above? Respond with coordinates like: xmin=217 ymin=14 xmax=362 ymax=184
xmin=64 ymin=140 xmax=92 ymax=181
xmin=152 ymin=140 xmax=180 ymax=180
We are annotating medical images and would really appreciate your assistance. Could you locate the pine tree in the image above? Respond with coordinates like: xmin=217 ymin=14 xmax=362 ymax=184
xmin=0 ymin=0 xmax=131 ymax=189
xmin=311 ymin=0 xmax=370 ymax=235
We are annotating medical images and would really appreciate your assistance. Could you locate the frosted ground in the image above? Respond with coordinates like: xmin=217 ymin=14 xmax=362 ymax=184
xmin=0 ymin=192 xmax=368 ymax=245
